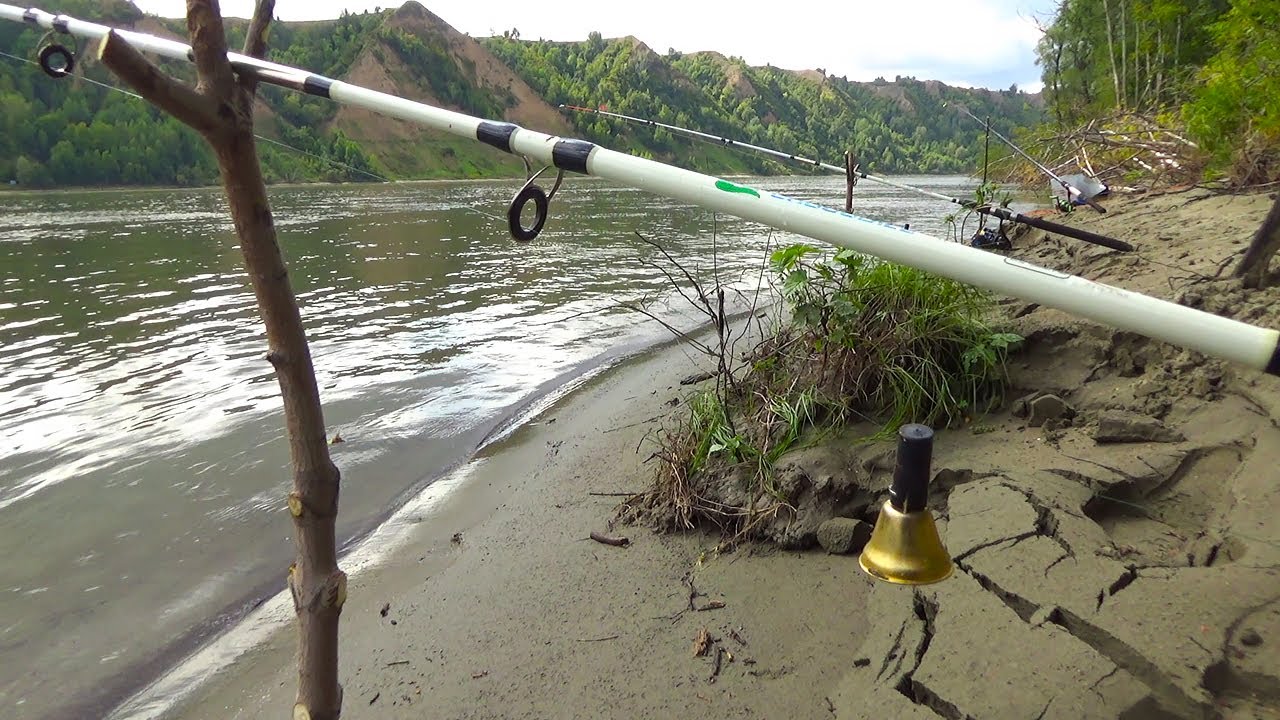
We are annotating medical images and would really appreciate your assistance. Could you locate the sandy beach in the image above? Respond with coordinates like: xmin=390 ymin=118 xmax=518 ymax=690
xmin=134 ymin=187 xmax=1280 ymax=720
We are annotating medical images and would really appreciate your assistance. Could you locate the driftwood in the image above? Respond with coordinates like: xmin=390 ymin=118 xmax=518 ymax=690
xmin=97 ymin=2 xmax=345 ymax=718
xmin=589 ymin=531 xmax=631 ymax=547
xmin=1235 ymin=192 xmax=1280 ymax=289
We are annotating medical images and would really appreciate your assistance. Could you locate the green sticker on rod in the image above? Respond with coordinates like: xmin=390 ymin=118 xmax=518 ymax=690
xmin=715 ymin=179 xmax=760 ymax=198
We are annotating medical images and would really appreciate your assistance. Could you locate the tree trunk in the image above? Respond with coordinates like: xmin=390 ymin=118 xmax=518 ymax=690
xmin=1119 ymin=0 xmax=1128 ymax=109
xmin=1236 ymin=193 xmax=1280 ymax=290
xmin=97 ymin=2 xmax=345 ymax=718
xmin=1102 ymin=0 xmax=1122 ymax=108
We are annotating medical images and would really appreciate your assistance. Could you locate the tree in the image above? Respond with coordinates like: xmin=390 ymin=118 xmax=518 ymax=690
xmin=96 ymin=1 xmax=346 ymax=718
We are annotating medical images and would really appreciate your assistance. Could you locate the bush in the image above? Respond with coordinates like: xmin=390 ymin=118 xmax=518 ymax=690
xmin=1183 ymin=0 xmax=1280 ymax=185
xmin=628 ymin=243 xmax=1020 ymax=534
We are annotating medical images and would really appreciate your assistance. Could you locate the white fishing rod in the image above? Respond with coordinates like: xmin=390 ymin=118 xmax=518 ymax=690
xmin=562 ymin=104 xmax=1132 ymax=251
xmin=2 ymin=4 xmax=1277 ymax=377
xmin=950 ymin=102 xmax=1108 ymax=214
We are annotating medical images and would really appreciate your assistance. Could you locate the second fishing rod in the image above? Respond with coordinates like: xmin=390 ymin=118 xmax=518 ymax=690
xmin=561 ymin=104 xmax=1131 ymax=252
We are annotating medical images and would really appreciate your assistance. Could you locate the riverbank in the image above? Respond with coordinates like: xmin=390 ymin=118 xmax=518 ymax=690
xmin=137 ymin=187 xmax=1280 ymax=719
xmin=145 ymin=328 xmax=876 ymax=720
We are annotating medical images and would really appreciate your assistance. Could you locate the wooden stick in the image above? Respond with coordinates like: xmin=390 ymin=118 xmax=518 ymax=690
xmin=589 ymin=531 xmax=630 ymax=547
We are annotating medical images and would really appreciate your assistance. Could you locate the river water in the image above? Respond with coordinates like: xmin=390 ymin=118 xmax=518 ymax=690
xmin=0 ymin=174 xmax=988 ymax=719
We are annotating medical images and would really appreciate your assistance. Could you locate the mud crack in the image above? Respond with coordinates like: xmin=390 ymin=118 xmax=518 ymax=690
xmin=895 ymin=593 xmax=964 ymax=719
xmin=1096 ymin=567 xmax=1138 ymax=610
xmin=952 ymin=531 xmax=1038 ymax=564
xmin=959 ymin=562 xmax=1196 ymax=717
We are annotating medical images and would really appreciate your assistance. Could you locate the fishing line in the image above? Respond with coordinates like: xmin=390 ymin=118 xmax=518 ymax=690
xmin=563 ymin=104 xmax=1133 ymax=252
xmin=463 ymin=206 xmax=505 ymax=221
xmin=0 ymin=48 xmax=391 ymax=183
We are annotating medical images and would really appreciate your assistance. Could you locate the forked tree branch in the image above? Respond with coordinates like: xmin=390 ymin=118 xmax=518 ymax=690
xmin=240 ymin=0 xmax=275 ymax=94
xmin=96 ymin=31 xmax=220 ymax=135
xmin=184 ymin=0 xmax=237 ymax=103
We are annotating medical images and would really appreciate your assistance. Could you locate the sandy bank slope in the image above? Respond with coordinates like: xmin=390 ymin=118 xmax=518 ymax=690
xmin=166 ymin=336 xmax=876 ymax=720
xmin=833 ymin=188 xmax=1280 ymax=720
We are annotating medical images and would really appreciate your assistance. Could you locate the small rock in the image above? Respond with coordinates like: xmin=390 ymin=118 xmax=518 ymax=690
xmin=816 ymin=517 xmax=873 ymax=555
xmin=1133 ymin=377 xmax=1164 ymax=398
xmin=1093 ymin=411 xmax=1185 ymax=444
xmin=1176 ymin=290 xmax=1203 ymax=309
xmin=1028 ymin=394 xmax=1075 ymax=428
xmin=1011 ymin=391 xmax=1038 ymax=419
xmin=1190 ymin=374 xmax=1214 ymax=398
xmin=1241 ymin=629 xmax=1263 ymax=647
xmin=853 ymin=657 xmax=871 ymax=668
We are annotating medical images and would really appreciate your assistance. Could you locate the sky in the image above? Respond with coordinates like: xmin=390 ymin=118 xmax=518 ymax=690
xmin=129 ymin=0 xmax=1060 ymax=91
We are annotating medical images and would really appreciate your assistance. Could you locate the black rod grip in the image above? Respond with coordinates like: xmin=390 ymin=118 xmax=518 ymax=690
xmin=982 ymin=206 xmax=1133 ymax=252
xmin=890 ymin=424 xmax=934 ymax=513
xmin=1081 ymin=195 xmax=1108 ymax=213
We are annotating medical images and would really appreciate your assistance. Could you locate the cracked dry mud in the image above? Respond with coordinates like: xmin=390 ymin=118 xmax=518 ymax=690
xmin=825 ymin=189 xmax=1280 ymax=720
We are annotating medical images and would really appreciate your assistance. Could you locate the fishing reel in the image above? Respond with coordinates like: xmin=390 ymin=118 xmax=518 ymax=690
xmin=36 ymin=21 xmax=77 ymax=79
xmin=970 ymin=223 xmax=1012 ymax=252
xmin=507 ymin=157 xmax=564 ymax=242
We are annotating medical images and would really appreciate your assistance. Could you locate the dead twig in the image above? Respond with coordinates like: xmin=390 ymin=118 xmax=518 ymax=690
xmin=709 ymin=646 xmax=725 ymax=683
xmin=685 ymin=573 xmax=704 ymax=611
xmin=589 ymin=531 xmax=630 ymax=547
xmin=576 ymin=635 xmax=620 ymax=642
xmin=696 ymin=600 xmax=726 ymax=611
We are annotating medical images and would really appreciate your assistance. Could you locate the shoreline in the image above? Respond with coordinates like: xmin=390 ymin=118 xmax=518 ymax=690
xmin=100 ymin=322 xmax=679 ymax=720
xmin=134 ymin=321 xmax=874 ymax=720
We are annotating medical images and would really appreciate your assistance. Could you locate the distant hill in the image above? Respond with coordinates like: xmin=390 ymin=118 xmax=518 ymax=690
xmin=483 ymin=34 xmax=1043 ymax=175
xmin=0 ymin=0 xmax=1043 ymax=187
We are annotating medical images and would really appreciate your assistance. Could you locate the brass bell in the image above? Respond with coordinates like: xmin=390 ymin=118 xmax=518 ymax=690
xmin=859 ymin=424 xmax=953 ymax=585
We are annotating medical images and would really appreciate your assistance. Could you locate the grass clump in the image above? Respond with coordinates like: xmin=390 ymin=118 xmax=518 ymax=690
xmin=626 ymin=243 xmax=1020 ymax=534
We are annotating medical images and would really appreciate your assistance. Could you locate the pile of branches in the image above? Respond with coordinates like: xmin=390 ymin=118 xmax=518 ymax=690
xmin=998 ymin=112 xmax=1206 ymax=192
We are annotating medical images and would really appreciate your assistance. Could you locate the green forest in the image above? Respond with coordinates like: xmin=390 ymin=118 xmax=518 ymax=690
xmin=1035 ymin=0 xmax=1278 ymax=185
xmin=2 ymin=0 xmax=1272 ymax=188
xmin=482 ymin=33 xmax=1041 ymax=174
xmin=0 ymin=0 xmax=392 ymax=187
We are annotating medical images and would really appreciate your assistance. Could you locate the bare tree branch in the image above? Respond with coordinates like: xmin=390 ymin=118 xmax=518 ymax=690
xmin=102 ymin=3 xmax=346 ymax=717
xmin=185 ymin=0 xmax=238 ymax=106
xmin=243 ymin=0 xmax=275 ymax=57
xmin=96 ymin=31 xmax=220 ymax=135
xmin=239 ymin=0 xmax=275 ymax=95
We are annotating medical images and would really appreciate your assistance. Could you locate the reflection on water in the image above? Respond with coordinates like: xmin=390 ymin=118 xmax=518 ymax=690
xmin=0 ymin=174 xmax=990 ymax=718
